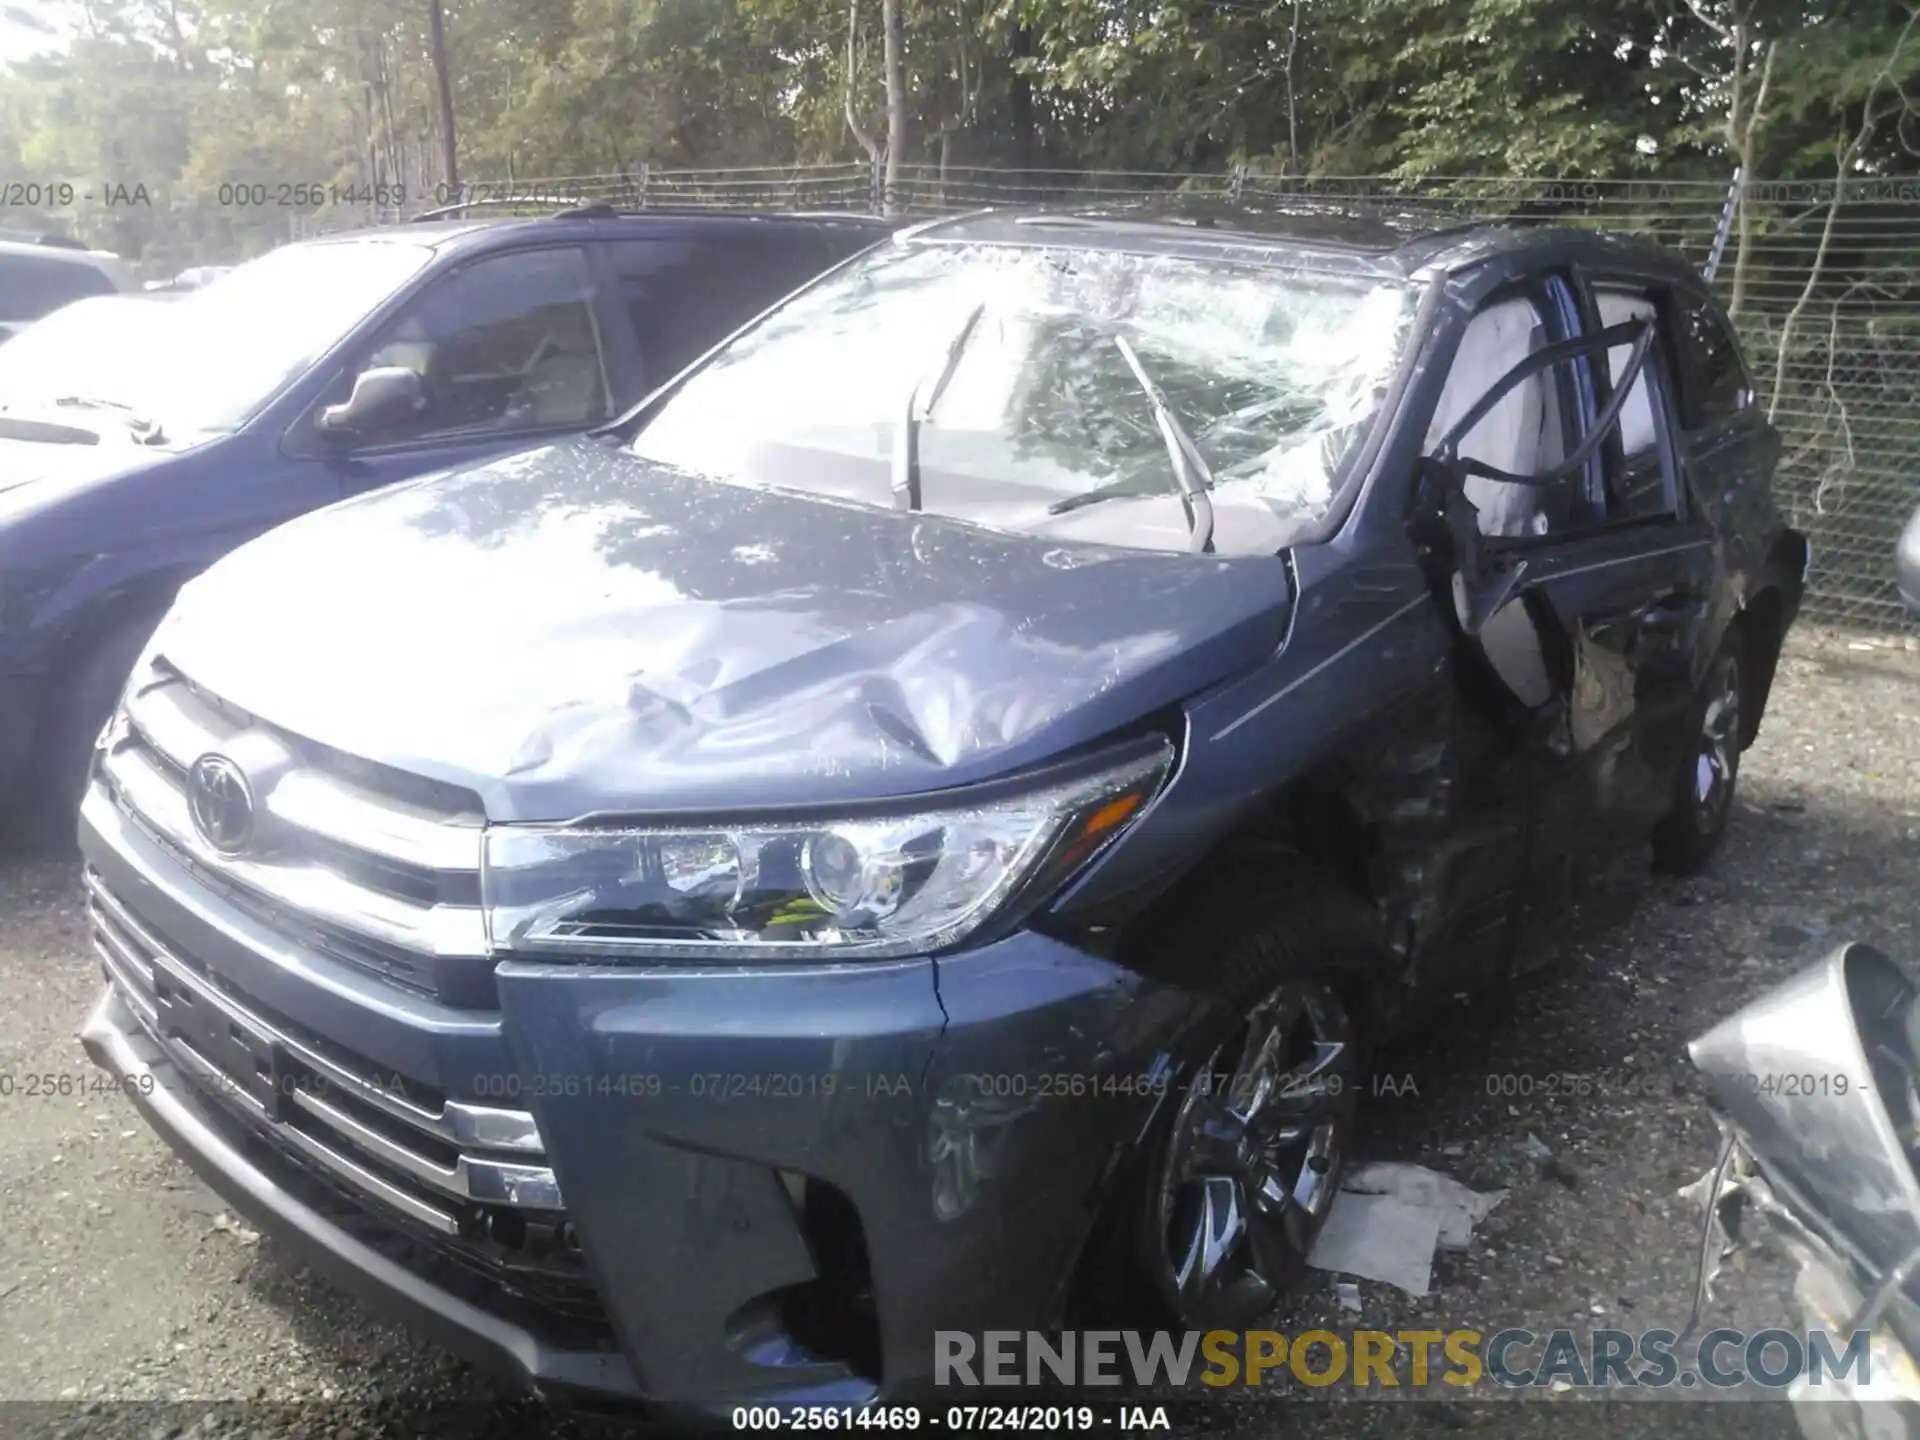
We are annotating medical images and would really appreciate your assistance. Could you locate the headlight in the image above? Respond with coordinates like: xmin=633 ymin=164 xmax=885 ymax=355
xmin=481 ymin=737 xmax=1174 ymax=961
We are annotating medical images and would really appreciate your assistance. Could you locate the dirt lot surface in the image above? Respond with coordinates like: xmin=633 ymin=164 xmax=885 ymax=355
xmin=0 ymin=628 xmax=1915 ymax=1439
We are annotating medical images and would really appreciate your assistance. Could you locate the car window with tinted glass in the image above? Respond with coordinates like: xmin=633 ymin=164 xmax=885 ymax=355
xmin=1593 ymin=288 xmax=1676 ymax=522
xmin=351 ymin=245 xmax=610 ymax=443
xmin=1676 ymin=296 xmax=1751 ymax=427
xmin=1595 ymin=291 xmax=1659 ymax=459
xmin=606 ymin=233 xmax=833 ymax=394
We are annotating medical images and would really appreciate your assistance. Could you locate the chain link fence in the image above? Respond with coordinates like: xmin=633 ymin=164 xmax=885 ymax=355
xmin=288 ymin=161 xmax=1920 ymax=632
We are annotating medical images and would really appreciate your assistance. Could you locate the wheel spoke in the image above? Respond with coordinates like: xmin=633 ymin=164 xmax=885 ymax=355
xmin=1171 ymin=1174 xmax=1248 ymax=1302
xmin=1703 ymin=692 xmax=1738 ymax=743
xmin=1243 ymin=1188 xmax=1300 ymax=1286
xmin=1688 ymin=658 xmax=1742 ymax=823
xmin=1293 ymin=1119 xmax=1341 ymax=1218
xmin=1272 ymin=1039 xmax=1348 ymax=1108
xmin=1222 ymin=1003 xmax=1289 ymax=1124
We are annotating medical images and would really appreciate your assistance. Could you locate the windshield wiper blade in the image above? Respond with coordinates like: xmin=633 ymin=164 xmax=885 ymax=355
xmin=53 ymin=395 xmax=164 ymax=442
xmin=892 ymin=301 xmax=986 ymax=513
xmin=1048 ymin=335 xmax=1215 ymax=554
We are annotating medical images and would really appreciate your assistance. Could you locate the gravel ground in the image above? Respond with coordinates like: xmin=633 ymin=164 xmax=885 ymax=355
xmin=0 ymin=627 xmax=1915 ymax=1439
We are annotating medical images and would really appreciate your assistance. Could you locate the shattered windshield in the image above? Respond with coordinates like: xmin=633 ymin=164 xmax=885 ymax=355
xmin=629 ymin=239 xmax=1419 ymax=554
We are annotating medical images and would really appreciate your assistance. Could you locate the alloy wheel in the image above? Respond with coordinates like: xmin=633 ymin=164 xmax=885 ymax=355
xmin=1151 ymin=981 xmax=1356 ymax=1326
xmin=1689 ymin=651 xmax=1742 ymax=832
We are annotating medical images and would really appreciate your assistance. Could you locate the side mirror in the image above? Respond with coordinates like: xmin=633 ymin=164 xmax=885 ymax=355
xmin=1899 ymin=501 xmax=1920 ymax=616
xmin=317 ymin=365 xmax=425 ymax=439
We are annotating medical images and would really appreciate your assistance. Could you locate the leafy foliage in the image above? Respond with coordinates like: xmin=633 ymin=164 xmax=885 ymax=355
xmin=1 ymin=0 xmax=1917 ymax=265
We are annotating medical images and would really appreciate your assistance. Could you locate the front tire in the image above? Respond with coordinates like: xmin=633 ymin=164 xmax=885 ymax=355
xmin=1651 ymin=631 xmax=1744 ymax=876
xmin=1126 ymin=873 xmax=1375 ymax=1329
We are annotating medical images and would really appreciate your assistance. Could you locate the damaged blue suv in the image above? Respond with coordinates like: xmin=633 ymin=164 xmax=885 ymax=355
xmin=79 ymin=206 xmax=1806 ymax=1410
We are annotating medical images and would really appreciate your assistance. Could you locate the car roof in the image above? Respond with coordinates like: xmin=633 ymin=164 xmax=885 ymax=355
xmin=264 ymin=201 xmax=1708 ymax=301
xmin=291 ymin=208 xmax=899 ymax=259
xmin=890 ymin=201 xmax=1709 ymax=291
xmin=0 ymin=237 xmax=127 ymax=266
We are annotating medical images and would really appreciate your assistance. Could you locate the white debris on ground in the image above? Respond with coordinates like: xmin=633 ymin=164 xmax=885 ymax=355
xmin=1307 ymin=1161 xmax=1508 ymax=1296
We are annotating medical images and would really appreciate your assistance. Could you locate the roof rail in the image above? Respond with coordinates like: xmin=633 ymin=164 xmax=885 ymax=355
xmin=407 ymin=198 xmax=906 ymax=227
xmin=892 ymin=208 xmax=999 ymax=242
xmin=407 ymin=196 xmax=595 ymax=222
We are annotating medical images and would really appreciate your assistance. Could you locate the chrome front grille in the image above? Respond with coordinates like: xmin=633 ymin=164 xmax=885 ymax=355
xmin=97 ymin=659 xmax=495 ymax=1005
xmin=86 ymin=869 xmax=565 ymax=1237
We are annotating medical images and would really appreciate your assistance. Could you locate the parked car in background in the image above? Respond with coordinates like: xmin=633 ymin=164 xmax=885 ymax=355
xmin=0 ymin=234 xmax=138 ymax=343
xmin=0 ymin=295 xmax=173 ymax=404
xmin=0 ymin=207 xmax=894 ymax=828
xmin=144 ymin=265 xmax=235 ymax=293
xmin=76 ymin=206 xmax=1807 ymax=1410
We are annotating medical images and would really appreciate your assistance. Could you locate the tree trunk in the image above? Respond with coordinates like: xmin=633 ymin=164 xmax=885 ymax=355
xmin=1284 ymin=0 xmax=1302 ymax=172
xmin=374 ymin=35 xmax=401 ymax=197
xmin=427 ymin=0 xmax=460 ymax=200
xmin=881 ymin=0 xmax=908 ymax=215
xmin=844 ymin=0 xmax=883 ymax=162
xmin=1010 ymin=22 xmax=1034 ymax=170
xmin=1723 ymin=18 xmax=1774 ymax=319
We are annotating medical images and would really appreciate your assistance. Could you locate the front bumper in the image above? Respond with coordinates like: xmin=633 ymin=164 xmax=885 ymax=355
xmin=78 ymin=780 xmax=1193 ymax=1408
xmin=80 ymin=984 xmax=642 ymax=1399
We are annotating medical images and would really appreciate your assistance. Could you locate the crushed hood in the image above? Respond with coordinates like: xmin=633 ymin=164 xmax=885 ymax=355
xmin=156 ymin=439 xmax=1292 ymax=820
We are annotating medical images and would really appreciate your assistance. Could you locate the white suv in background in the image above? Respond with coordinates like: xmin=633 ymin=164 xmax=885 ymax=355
xmin=0 ymin=235 xmax=139 ymax=341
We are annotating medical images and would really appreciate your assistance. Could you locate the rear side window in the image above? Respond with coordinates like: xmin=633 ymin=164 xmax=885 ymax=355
xmin=1593 ymin=287 xmax=1677 ymax=522
xmin=605 ymin=233 xmax=838 ymax=391
xmin=0 ymin=254 xmax=117 ymax=321
xmin=1675 ymin=296 xmax=1752 ymax=427
xmin=1594 ymin=291 xmax=1659 ymax=460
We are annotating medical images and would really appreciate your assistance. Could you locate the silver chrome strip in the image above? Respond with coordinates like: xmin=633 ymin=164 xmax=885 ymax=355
xmin=90 ymin=934 xmax=159 ymax=1029
xmin=125 ymin=681 xmax=244 ymax=770
xmin=89 ymin=902 xmax=157 ymax=990
xmin=436 ymin=1099 xmax=547 ymax=1155
xmin=290 ymin=1087 xmax=565 ymax=1209
xmin=101 ymin=744 xmax=489 ymax=959
xmin=83 ymin=871 xmax=545 ymax=1161
xmin=264 ymin=769 xmax=482 ymax=874
xmin=125 ymin=676 xmax=481 ymax=881
xmin=163 ymin=1032 xmax=463 ymax=1235
xmin=1211 ymin=595 xmax=1429 ymax=743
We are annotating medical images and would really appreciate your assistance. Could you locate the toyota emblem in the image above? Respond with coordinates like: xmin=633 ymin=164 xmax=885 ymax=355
xmin=187 ymin=753 xmax=255 ymax=855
